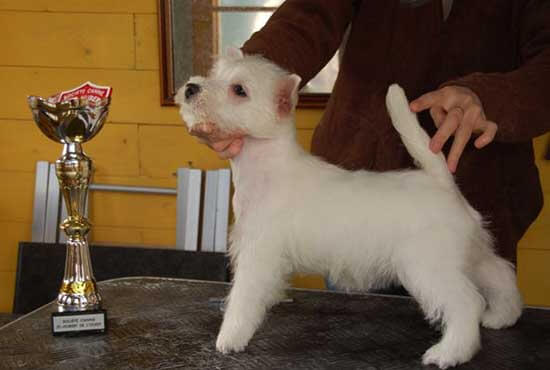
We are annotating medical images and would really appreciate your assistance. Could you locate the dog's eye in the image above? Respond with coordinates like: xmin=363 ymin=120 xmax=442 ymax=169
xmin=232 ymin=84 xmax=247 ymax=97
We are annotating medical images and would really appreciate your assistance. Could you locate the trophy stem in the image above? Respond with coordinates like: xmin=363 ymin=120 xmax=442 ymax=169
xmin=58 ymin=239 xmax=101 ymax=311
xmin=56 ymin=142 xmax=101 ymax=312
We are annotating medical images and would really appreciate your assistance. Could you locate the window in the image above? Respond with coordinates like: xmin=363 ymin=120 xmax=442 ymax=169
xmin=159 ymin=0 xmax=339 ymax=107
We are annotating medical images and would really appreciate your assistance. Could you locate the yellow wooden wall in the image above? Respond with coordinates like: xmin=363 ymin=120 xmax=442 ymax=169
xmin=0 ymin=0 xmax=324 ymax=312
xmin=0 ymin=0 xmax=548 ymax=313
xmin=518 ymin=134 xmax=550 ymax=307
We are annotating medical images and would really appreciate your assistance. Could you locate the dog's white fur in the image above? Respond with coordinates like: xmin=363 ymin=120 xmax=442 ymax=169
xmin=176 ymin=49 xmax=523 ymax=369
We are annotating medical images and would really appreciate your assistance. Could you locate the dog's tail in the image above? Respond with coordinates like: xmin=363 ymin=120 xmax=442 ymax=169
xmin=385 ymin=84 xmax=455 ymax=190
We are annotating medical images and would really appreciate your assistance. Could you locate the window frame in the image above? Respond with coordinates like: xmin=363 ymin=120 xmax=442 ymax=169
xmin=158 ymin=0 xmax=331 ymax=108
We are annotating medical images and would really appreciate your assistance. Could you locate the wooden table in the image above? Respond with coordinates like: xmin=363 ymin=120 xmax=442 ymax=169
xmin=1 ymin=277 xmax=549 ymax=369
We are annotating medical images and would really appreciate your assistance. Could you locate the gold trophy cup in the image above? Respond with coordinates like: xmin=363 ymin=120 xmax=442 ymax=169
xmin=28 ymin=82 xmax=111 ymax=335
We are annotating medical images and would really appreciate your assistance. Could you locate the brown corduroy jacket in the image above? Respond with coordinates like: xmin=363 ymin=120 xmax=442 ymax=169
xmin=242 ymin=0 xmax=550 ymax=262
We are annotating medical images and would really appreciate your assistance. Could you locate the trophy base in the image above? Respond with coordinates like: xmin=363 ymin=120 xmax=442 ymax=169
xmin=51 ymin=309 xmax=107 ymax=336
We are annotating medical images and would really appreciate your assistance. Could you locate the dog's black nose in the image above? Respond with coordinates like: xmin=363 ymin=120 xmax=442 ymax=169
xmin=185 ymin=83 xmax=201 ymax=100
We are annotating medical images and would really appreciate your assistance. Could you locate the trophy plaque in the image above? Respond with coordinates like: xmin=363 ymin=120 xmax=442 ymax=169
xmin=28 ymin=82 xmax=112 ymax=335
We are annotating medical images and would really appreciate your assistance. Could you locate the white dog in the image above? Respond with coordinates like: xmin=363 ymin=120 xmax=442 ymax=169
xmin=176 ymin=48 xmax=523 ymax=369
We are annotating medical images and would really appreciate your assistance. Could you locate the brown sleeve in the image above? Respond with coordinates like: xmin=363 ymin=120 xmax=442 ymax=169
xmin=441 ymin=0 xmax=550 ymax=142
xmin=241 ymin=0 xmax=354 ymax=86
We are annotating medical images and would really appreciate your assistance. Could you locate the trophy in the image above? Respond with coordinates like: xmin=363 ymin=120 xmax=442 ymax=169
xmin=28 ymin=82 xmax=112 ymax=335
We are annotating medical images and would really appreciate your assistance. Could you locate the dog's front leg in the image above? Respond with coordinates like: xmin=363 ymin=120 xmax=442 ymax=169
xmin=216 ymin=246 xmax=288 ymax=353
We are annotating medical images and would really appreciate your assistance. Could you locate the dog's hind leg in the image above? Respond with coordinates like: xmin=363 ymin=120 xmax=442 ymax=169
xmin=395 ymin=235 xmax=485 ymax=369
xmin=418 ymin=278 xmax=484 ymax=369
xmin=473 ymin=253 xmax=523 ymax=329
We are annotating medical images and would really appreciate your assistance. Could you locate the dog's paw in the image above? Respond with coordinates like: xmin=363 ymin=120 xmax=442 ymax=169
xmin=422 ymin=342 xmax=475 ymax=369
xmin=422 ymin=344 xmax=455 ymax=369
xmin=216 ymin=330 xmax=249 ymax=354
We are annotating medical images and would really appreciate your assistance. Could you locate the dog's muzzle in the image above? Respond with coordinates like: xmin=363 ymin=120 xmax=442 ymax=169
xmin=184 ymin=83 xmax=201 ymax=101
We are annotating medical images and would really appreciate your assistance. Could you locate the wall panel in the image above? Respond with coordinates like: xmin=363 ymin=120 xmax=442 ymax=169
xmin=0 ymin=0 xmax=157 ymax=13
xmin=0 ymin=12 xmax=134 ymax=69
xmin=0 ymin=272 xmax=16 ymax=312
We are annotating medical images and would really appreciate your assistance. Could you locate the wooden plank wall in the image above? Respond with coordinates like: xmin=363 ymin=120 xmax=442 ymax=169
xmin=0 ymin=0 xmax=324 ymax=312
xmin=518 ymin=134 xmax=550 ymax=307
xmin=0 ymin=0 xmax=548 ymax=312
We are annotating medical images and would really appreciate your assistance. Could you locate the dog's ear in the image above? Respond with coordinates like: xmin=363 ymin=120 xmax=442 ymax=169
xmin=276 ymin=74 xmax=302 ymax=118
xmin=226 ymin=47 xmax=244 ymax=60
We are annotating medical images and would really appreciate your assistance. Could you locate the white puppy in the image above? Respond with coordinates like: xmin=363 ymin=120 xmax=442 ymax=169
xmin=176 ymin=48 xmax=523 ymax=369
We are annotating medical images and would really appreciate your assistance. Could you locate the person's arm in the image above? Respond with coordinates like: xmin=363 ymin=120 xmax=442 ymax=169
xmin=439 ymin=0 xmax=550 ymax=142
xmin=410 ymin=0 xmax=550 ymax=171
xmin=242 ymin=0 xmax=355 ymax=86
xmin=195 ymin=0 xmax=354 ymax=158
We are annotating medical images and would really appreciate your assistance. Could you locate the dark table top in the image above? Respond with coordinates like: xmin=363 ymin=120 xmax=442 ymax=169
xmin=1 ymin=277 xmax=549 ymax=370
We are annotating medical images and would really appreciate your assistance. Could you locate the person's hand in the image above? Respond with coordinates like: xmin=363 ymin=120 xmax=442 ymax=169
xmin=189 ymin=122 xmax=244 ymax=159
xmin=409 ymin=86 xmax=498 ymax=173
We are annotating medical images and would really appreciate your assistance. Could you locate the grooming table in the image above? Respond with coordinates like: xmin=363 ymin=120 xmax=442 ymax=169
xmin=1 ymin=277 xmax=549 ymax=369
